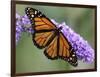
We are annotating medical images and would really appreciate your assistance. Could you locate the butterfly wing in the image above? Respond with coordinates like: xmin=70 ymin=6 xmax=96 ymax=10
xmin=25 ymin=7 xmax=57 ymax=48
xmin=59 ymin=33 xmax=78 ymax=66
xmin=44 ymin=35 xmax=58 ymax=59
xmin=44 ymin=32 xmax=78 ymax=66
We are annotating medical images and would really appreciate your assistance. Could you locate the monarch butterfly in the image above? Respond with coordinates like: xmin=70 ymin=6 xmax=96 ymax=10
xmin=25 ymin=7 xmax=78 ymax=67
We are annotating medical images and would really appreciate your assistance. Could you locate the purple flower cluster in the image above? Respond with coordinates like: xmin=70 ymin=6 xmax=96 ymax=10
xmin=16 ymin=13 xmax=32 ymax=45
xmin=51 ymin=19 xmax=94 ymax=63
xmin=16 ymin=13 xmax=23 ymax=45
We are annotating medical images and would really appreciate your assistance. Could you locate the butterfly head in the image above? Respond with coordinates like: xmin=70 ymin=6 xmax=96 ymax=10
xmin=58 ymin=26 xmax=63 ymax=30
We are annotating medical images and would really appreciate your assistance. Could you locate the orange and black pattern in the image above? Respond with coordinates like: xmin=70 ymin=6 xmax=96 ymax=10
xmin=25 ymin=7 xmax=78 ymax=66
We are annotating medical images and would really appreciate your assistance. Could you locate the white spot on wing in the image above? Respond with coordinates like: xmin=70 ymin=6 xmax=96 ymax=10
xmin=70 ymin=57 xmax=72 ymax=60
xmin=31 ymin=15 xmax=34 ymax=17
xmin=72 ymin=54 xmax=75 ymax=57
xmin=39 ymin=14 xmax=42 ymax=16
xmin=35 ymin=11 xmax=37 ymax=14
xmin=28 ymin=7 xmax=30 ymax=10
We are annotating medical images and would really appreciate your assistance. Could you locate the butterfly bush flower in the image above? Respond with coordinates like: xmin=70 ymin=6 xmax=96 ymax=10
xmin=16 ymin=13 xmax=32 ymax=45
xmin=51 ymin=19 xmax=94 ymax=63
xmin=16 ymin=13 xmax=23 ymax=45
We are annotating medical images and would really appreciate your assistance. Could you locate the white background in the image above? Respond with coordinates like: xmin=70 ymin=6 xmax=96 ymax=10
xmin=0 ymin=0 xmax=100 ymax=77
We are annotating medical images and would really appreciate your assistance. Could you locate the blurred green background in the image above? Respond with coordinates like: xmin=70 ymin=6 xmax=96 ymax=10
xmin=16 ymin=4 xmax=95 ymax=73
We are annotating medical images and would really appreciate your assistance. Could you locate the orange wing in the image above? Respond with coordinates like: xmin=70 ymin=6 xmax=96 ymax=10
xmin=25 ymin=7 xmax=57 ymax=48
xmin=59 ymin=33 xmax=78 ymax=66
xmin=44 ymin=36 xmax=58 ymax=59
xmin=34 ymin=17 xmax=56 ymax=31
xmin=33 ymin=31 xmax=55 ymax=48
xmin=33 ymin=17 xmax=57 ymax=48
xmin=44 ymin=32 xmax=78 ymax=66
xmin=25 ymin=7 xmax=56 ymax=31
xmin=59 ymin=33 xmax=70 ymax=58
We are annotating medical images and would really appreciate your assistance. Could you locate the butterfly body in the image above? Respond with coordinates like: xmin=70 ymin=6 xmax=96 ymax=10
xmin=25 ymin=7 xmax=78 ymax=67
